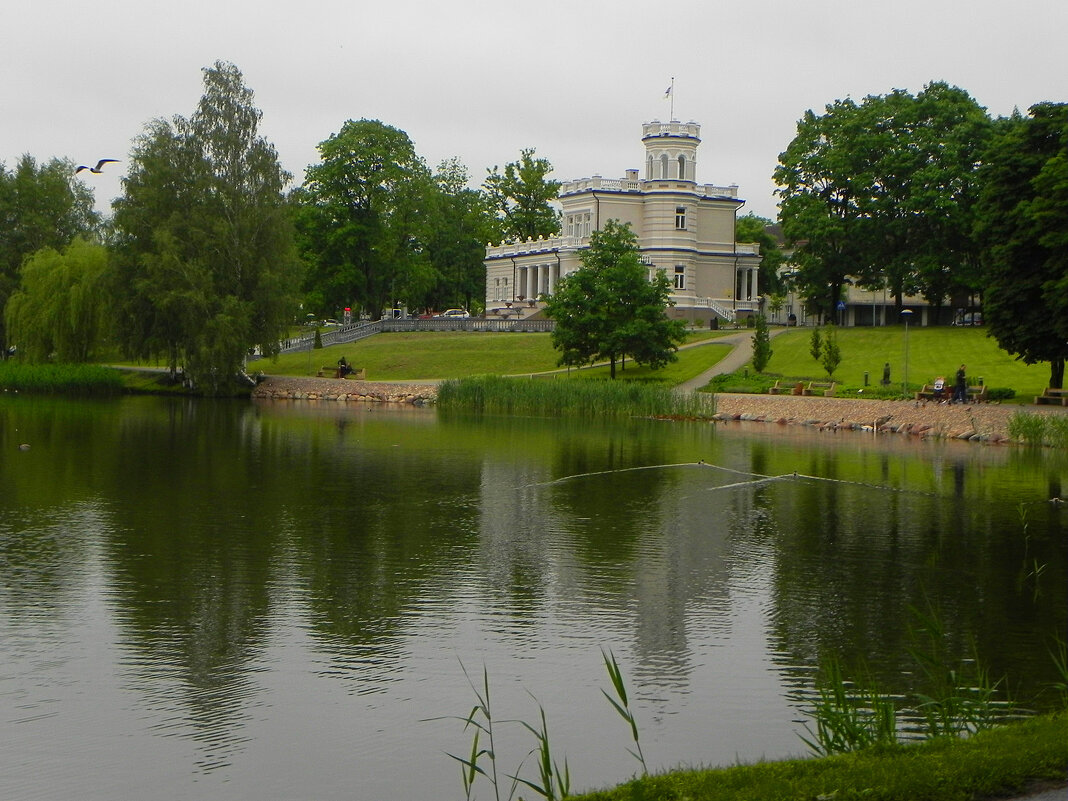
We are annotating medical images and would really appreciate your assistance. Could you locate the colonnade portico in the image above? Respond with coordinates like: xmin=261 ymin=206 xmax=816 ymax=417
xmin=517 ymin=262 xmax=561 ymax=301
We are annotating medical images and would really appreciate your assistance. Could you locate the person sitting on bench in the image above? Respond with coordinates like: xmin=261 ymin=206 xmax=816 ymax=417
xmin=933 ymin=376 xmax=946 ymax=402
xmin=337 ymin=356 xmax=353 ymax=377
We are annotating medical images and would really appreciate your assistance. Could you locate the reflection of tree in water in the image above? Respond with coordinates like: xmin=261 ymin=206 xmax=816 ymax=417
xmin=522 ymin=424 xmax=766 ymax=700
xmin=103 ymin=402 xmax=278 ymax=772
xmin=761 ymin=444 xmax=1068 ymax=712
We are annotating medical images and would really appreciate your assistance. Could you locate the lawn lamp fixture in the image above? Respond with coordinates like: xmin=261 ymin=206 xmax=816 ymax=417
xmin=901 ymin=308 xmax=914 ymax=396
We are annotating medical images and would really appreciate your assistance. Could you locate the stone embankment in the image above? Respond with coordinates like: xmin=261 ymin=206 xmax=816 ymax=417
xmin=251 ymin=375 xmax=437 ymax=405
xmin=251 ymin=375 xmax=1068 ymax=444
xmin=712 ymin=393 xmax=1066 ymax=443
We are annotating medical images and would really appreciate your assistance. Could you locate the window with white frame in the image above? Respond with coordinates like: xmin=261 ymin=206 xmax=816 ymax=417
xmin=675 ymin=206 xmax=686 ymax=229
xmin=674 ymin=265 xmax=686 ymax=289
xmin=566 ymin=212 xmax=592 ymax=238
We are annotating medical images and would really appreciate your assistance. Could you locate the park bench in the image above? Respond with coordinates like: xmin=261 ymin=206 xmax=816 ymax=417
xmin=916 ymin=380 xmax=948 ymax=402
xmin=802 ymin=381 xmax=836 ymax=397
xmin=916 ymin=382 xmax=987 ymax=403
xmin=1035 ymin=387 xmax=1068 ymax=406
xmin=317 ymin=365 xmax=365 ymax=380
xmin=768 ymin=380 xmax=803 ymax=396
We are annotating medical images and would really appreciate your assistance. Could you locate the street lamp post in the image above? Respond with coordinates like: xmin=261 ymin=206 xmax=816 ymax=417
xmin=901 ymin=308 xmax=914 ymax=396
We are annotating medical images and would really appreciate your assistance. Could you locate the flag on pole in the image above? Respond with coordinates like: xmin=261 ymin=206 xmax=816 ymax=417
xmin=663 ymin=85 xmax=672 ymax=98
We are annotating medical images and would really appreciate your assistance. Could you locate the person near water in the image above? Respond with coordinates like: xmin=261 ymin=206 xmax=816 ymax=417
xmin=953 ymin=364 xmax=967 ymax=403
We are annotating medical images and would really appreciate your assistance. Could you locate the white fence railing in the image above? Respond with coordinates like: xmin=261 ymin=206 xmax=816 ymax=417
xmin=276 ymin=317 xmax=555 ymax=355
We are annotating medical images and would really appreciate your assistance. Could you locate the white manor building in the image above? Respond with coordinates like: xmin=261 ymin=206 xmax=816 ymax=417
xmin=484 ymin=120 xmax=763 ymax=324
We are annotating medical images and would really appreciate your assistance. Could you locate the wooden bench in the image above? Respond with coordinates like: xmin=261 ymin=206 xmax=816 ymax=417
xmin=802 ymin=381 xmax=836 ymax=397
xmin=916 ymin=383 xmax=987 ymax=403
xmin=915 ymin=382 xmax=949 ymax=402
xmin=1035 ymin=388 xmax=1068 ymax=406
xmin=768 ymin=380 xmax=803 ymax=396
xmin=317 ymin=365 xmax=366 ymax=380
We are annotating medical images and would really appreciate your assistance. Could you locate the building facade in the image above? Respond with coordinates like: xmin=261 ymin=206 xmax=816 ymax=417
xmin=484 ymin=121 xmax=763 ymax=324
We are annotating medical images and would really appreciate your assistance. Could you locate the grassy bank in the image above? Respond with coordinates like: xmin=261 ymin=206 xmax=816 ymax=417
xmin=0 ymin=362 xmax=124 ymax=395
xmin=571 ymin=712 xmax=1067 ymax=801
xmin=712 ymin=326 xmax=1053 ymax=402
xmin=249 ymin=330 xmax=729 ymax=382
xmin=437 ymin=375 xmax=716 ymax=419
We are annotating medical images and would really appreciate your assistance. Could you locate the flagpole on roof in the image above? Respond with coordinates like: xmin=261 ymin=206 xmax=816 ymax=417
xmin=664 ymin=77 xmax=675 ymax=120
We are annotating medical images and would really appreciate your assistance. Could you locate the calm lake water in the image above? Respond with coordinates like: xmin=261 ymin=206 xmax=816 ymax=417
xmin=1 ymin=394 xmax=1066 ymax=800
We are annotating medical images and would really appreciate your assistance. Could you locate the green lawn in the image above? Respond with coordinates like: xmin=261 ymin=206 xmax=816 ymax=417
xmin=138 ymin=325 xmax=1057 ymax=400
xmin=251 ymin=330 xmax=731 ymax=381
xmin=756 ymin=326 xmax=1053 ymax=402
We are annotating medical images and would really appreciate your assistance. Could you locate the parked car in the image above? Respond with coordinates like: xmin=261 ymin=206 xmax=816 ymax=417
xmin=436 ymin=309 xmax=470 ymax=318
xmin=953 ymin=312 xmax=983 ymax=326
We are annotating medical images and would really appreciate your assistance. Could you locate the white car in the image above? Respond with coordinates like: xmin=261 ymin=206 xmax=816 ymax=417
xmin=437 ymin=309 xmax=470 ymax=318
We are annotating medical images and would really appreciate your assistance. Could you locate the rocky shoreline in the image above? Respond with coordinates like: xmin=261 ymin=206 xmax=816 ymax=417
xmin=251 ymin=375 xmax=436 ymax=405
xmin=711 ymin=393 xmax=1067 ymax=443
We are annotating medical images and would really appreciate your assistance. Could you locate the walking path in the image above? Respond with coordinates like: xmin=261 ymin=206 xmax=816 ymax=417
xmin=676 ymin=328 xmax=788 ymax=392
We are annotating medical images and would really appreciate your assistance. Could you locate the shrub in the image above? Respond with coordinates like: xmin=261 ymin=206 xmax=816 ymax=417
xmin=986 ymin=387 xmax=1016 ymax=401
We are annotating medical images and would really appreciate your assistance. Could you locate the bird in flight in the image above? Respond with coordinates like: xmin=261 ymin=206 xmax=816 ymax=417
xmin=75 ymin=159 xmax=118 ymax=174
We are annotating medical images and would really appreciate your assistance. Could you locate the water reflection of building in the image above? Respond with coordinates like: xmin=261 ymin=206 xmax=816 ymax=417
xmin=484 ymin=121 xmax=764 ymax=325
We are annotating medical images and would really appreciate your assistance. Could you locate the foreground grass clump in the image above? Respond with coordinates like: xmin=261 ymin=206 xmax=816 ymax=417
xmin=572 ymin=712 xmax=1068 ymax=801
xmin=0 ymin=362 xmax=124 ymax=396
xmin=437 ymin=375 xmax=715 ymax=419
xmin=1010 ymin=412 xmax=1068 ymax=448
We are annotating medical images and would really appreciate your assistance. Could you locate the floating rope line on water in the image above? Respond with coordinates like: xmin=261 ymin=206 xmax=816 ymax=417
xmin=530 ymin=460 xmax=937 ymax=498
xmin=530 ymin=461 xmax=710 ymax=487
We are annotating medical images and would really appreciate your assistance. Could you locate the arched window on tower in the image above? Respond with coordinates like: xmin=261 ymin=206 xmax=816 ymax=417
xmin=647 ymin=155 xmax=654 ymax=180
xmin=660 ymin=154 xmax=669 ymax=179
xmin=678 ymin=155 xmax=687 ymax=180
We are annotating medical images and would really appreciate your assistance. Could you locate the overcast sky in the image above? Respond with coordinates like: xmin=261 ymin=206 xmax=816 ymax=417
xmin=6 ymin=1 xmax=1067 ymax=223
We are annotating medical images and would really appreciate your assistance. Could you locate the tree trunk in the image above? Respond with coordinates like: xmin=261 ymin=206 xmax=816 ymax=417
xmin=610 ymin=355 xmax=617 ymax=379
xmin=1051 ymin=358 xmax=1065 ymax=389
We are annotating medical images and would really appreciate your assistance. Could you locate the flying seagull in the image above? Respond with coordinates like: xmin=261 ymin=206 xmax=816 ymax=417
xmin=75 ymin=159 xmax=118 ymax=174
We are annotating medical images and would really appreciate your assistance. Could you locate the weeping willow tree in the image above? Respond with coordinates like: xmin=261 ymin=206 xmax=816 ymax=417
xmin=5 ymin=237 xmax=112 ymax=363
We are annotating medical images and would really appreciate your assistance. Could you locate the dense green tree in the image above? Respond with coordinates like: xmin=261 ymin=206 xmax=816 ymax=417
xmin=112 ymin=61 xmax=301 ymax=392
xmin=297 ymin=119 xmax=433 ymax=319
xmin=975 ymin=103 xmax=1068 ymax=388
xmin=544 ymin=220 xmax=685 ymax=378
xmin=0 ymin=156 xmax=99 ymax=354
xmin=775 ymin=83 xmax=992 ymax=320
xmin=484 ymin=148 xmax=560 ymax=241
xmin=5 ymin=238 xmax=111 ymax=362
xmin=423 ymin=158 xmax=498 ymax=313
xmin=774 ymin=99 xmax=870 ymax=322
xmin=736 ymin=213 xmax=785 ymax=295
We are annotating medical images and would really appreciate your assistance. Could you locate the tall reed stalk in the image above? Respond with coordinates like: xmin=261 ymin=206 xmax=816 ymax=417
xmin=905 ymin=604 xmax=1012 ymax=739
xmin=796 ymin=656 xmax=898 ymax=756
xmin=601 ymin=649 xmax=648 ymax=776
xmin=0 ymin=362 xmax=123 ymax=395
xmin=1050 ymin=637 xmax=1068 ymax=709
xmin=437 ymin=375 xmax=715 ymax=420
